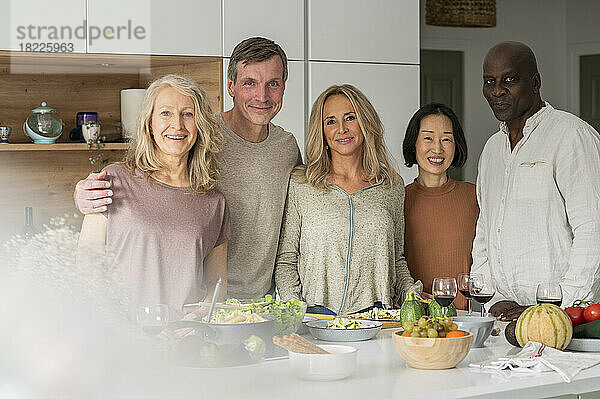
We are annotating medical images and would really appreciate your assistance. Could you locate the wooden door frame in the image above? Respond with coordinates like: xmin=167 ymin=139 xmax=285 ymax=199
xmin=567 ymin=41 xmax=600 ymax=115
xmin=420 ymin=38 xmax=471 ymax=135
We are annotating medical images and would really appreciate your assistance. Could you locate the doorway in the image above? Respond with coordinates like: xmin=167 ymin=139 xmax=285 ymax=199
xmin=420 ymin=49 xmax=464 ymax=181
xmin=580 ymin=54 xmax=600 ymax=132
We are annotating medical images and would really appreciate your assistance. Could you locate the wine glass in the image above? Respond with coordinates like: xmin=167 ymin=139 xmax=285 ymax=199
xmin=136 ymin=304 xmax=169 ymax=336
xmin=432 ymin=277 xmax=458 ymax=317
xmin=457 ymin=273 xmax=474 ymax=315
xmin=536 ymin=283 xmax=563 ymax=307
xmin=469 ymin=274 xmax=495 ymax=317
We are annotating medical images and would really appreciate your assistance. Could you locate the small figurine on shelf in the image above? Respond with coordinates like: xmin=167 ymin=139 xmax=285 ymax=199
xmin=84 ymin=122 xmax=105 ymax=172
xmin=0 ymin=126 xmax=12 ymax=143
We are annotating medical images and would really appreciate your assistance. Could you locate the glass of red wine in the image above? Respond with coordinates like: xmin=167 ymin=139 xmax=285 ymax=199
xmin=432 ymin=277 xmax=458 ymax=317
xmin=136 ymin=304 xmax=169 ymax=336
xmin=457 ymin=273 xmax=473 ymax=315
xmin=536 ymin=283 xmax=563 ymax=307
xmin=469 ymin=274 xmax=495 ymax=317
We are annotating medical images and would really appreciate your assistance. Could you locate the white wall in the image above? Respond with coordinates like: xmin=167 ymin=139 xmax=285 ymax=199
xmin=566 ymin=0 xmax=600 ymax=44
xmin=420 ymin=0 xmax=570 ymax=183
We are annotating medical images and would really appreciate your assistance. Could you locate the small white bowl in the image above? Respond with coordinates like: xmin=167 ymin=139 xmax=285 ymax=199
xmin=452 ymin=316 xmax=495 ymax=348
xmin=289 ymin=344 xmax=357 ymax=381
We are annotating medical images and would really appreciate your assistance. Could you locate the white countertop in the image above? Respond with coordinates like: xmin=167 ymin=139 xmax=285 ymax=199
xmin=170 ymin=322 xmax=600 ymax=399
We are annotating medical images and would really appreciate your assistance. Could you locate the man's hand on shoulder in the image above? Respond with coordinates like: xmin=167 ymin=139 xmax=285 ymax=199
xmin=74 ymin=170 xmax=113 ymax=214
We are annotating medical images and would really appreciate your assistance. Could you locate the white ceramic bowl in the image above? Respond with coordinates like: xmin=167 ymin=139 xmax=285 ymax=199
xmin=452 ymin=316 xmax=495 ymax=348
xmin=296 ymin=315 xmax=318 ymax=335
xmin=289 ymin=344 xmax=357 ymax=381
xmin=306 ymin=319 xmax=382 ymax=342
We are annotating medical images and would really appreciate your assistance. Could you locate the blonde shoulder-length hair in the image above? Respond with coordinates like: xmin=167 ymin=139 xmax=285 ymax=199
xmin=124 ymin=74 xmax=223 ymax=194
xmin=293 ymin=84 xmax=399 ymax=190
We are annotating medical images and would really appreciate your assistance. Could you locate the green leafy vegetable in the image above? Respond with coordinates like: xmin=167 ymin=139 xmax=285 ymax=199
xmin=250 ymin=295 xmax=306 ymax=336
xmin=243 ymin=335 xmax=266 ymax=361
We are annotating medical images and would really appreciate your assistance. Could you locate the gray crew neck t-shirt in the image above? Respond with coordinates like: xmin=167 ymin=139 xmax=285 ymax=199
xmin=216 ymin=113 xmax=301 ymax=299
xmin=103 ymin=163 xmax=231 ymax=314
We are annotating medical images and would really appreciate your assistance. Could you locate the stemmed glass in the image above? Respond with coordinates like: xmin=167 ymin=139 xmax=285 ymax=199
xmin=432 ymin=277 xmax=458 ymax=317
xmin=536 ymin=283 xmax=563 ymax=307
xmin=457 ymin=273 xmax=474 ymax=315
xmin=469 ymin=274 xmax=495 ymax=317
xmin=136 ymin=304 xmax=169 ymax=336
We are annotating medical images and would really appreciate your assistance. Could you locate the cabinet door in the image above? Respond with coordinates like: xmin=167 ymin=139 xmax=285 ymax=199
xmin=309 ymin=62 xmax=419 ymax=183
xmin=87 ymin=0 xmax=221 ymax=56
xmin=1 ymin=0 xmax=86 ymax=53
xmin=308 ymin=0 xmax=419 ymax=64
xmin=223 ymin=0 xmax=303 ymax=60
xmin=223 ymin=59 xmax=305 ymax=159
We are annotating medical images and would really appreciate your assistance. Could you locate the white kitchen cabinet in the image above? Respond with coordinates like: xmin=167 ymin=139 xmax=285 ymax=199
xmin=87 ymin=0 xmax=221 ymax=56
xmin=223 ymin=0 xmax=304 ymax=60
xmin=308 ymin=0 xmax=419 ymax=64
xmin=223 ymin=59 xmax=306 ymax=159
xmin=309 ymin=62 xmax=419 ymax=183
xmin=1 ymin=0 xmax=86 ymax=53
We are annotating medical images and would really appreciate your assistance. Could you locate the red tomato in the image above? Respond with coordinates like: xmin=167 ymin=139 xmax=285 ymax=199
xmin=565 ymin=306 xmax=586 ymax=326
xmin=583 ymin=304 xmax=600 ymax=323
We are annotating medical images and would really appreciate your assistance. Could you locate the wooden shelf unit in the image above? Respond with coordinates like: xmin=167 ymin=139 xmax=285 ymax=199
xmin=0 ymin=143 xmax=129 ymax=151
xmin=0 ymin=50 xmax=223 ymax=144
xmin=0 ymin=50 xmax=223 ymax=244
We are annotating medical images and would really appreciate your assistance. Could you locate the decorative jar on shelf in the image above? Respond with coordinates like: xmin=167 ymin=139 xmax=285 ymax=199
xmin=82 ymin=121 xmax=101 ymax=142
xmin=23 ymin=102 xmax=64 ymax=144
xmin=0 ymin=126 xmax=11 ymax=143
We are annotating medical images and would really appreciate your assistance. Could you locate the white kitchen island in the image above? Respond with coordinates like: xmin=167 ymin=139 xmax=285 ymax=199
xmin=172 ymin=324 xmax=600 ymax=399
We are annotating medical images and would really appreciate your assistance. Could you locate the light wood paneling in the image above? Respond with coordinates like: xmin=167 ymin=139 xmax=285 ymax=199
xmin=139 ymin=59 xmax=223 ymax=113
xmin=0 ymin=149 xmax=125 ymax=245
xmin=0 ymin=73 xmax=140 ymax=143
xmin=0 ymin=51 xmax=223 ymax=144
xmin=0 ymin=52 xmax=220 ymax=73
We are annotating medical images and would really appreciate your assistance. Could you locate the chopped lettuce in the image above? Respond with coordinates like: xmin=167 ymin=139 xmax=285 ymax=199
xmin=326 ymin=318 xmax=372 ymax=329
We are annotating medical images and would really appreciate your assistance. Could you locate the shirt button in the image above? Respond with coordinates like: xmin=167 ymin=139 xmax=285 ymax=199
xmin=505 ymin=168 xmax=510 ymax=174
xmin=497 ymin=258 xmax=501 ymax=264
xmin=501 ymin=198 xmax=505 ymax=204
xmin=497 ymin=228 xmax=501 ymax=233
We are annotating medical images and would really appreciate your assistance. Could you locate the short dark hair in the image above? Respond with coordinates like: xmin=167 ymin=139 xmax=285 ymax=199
xmin=403 ymin=103 xmax=468 ymax=168
xmin=227 ymin=37 xmax=288 ymax=83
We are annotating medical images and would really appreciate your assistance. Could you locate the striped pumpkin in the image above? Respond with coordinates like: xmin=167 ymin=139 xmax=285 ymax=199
xmin=515 ymin=304 xmax=573 ymax=350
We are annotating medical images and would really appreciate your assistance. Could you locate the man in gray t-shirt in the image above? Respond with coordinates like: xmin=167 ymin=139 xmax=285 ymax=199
xmin=74 ymin=37 xmax=301 ymax=300
xmin=218 ymin=37 xmax=301 ymax=298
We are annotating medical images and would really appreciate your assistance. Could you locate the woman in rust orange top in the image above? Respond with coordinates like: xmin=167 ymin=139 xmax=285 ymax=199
xmin=402 ymin=103 xmax=479 ymax=310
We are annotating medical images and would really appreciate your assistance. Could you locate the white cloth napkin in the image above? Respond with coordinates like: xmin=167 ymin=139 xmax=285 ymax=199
xmin=469 ymin=341 xmax=600 ymax=383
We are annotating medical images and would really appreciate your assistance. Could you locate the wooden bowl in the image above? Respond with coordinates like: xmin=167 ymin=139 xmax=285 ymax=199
xmin=392 ymin=331 xmax=473 ymax=369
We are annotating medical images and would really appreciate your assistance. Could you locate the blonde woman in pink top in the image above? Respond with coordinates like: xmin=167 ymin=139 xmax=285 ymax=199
xmin=78 ymin=75 xmax=231 ymax=316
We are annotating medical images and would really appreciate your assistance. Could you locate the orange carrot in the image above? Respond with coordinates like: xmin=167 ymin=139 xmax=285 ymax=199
xmin=446 ymin=330 xmax=467 ymax=338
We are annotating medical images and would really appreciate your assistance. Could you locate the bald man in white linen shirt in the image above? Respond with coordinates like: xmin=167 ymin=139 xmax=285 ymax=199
xmin=471 ymin=41 xmax=600 ymax=321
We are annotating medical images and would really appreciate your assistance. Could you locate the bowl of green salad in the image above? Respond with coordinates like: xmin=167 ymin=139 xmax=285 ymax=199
xmin=248 ymin=295 xmax=307 ymax=336
xmin=306 ymin=318 xmax=382 ymax=341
